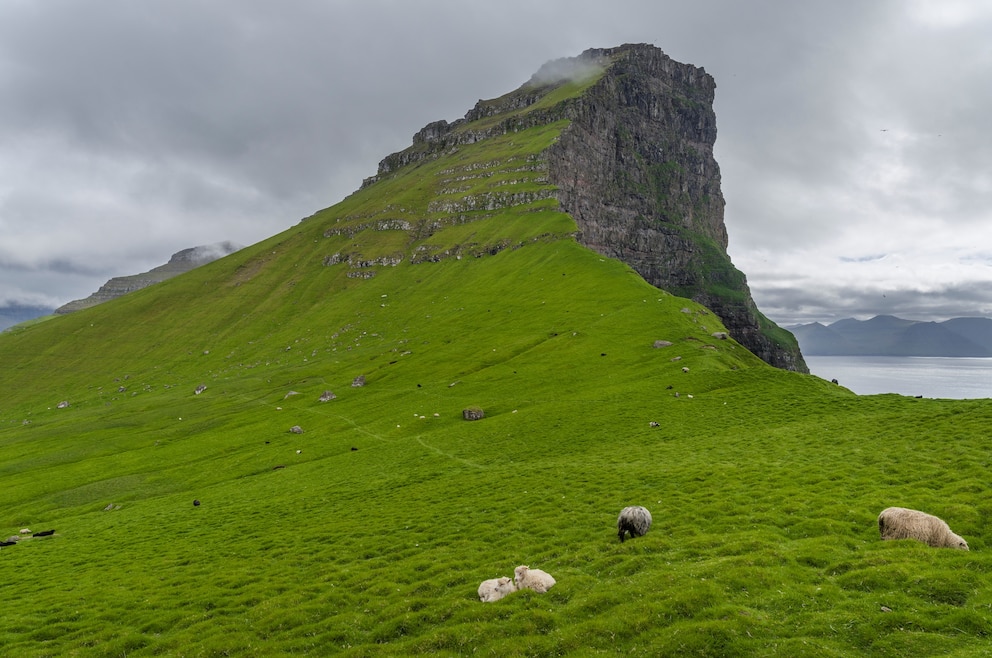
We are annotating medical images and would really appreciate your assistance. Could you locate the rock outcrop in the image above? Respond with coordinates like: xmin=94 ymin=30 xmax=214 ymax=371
xmin=56 ymin=242 xmax=242 ymax=314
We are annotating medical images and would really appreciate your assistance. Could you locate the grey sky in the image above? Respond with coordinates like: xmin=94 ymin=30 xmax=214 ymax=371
xmin=1 ymin=0 xmax=990 ymax=326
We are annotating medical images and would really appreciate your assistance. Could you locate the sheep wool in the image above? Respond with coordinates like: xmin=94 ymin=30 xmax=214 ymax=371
xmin=617 ymin=505 xmax=653 ymax=542
xmin=513 ymin=565 xmax=556 ymax=593
xmin=878 ymin=507 xmax=969 ymax=550
xmin=478 ymin=577 xmax=516 ymax=602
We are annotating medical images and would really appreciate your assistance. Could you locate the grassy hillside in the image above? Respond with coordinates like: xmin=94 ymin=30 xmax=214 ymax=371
xmin=2 ymin=87 xmax=991 ymax=656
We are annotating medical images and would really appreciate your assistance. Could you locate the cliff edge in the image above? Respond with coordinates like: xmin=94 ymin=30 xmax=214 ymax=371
xmin=360 ymin=43 xmax=807 ymax=372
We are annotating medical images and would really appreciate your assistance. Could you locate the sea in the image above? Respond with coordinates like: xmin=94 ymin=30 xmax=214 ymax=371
xmin=804 ymin=356 xmax=992 ymax=400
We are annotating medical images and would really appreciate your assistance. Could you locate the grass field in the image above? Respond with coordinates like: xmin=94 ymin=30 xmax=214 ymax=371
xmin=1 ymin=76 xmax=990 ymax=656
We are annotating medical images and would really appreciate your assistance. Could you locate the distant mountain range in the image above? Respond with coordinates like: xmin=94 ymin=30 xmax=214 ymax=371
xmin=789 ymin=315 xmax=992 ymax=357
xmin=0 ymin=304 xmax=55 ymax=332
xmin=0 ymin=242 xmax=241 ymax=331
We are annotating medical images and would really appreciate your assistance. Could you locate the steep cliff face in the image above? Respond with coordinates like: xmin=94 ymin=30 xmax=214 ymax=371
xmin=545 ymin=44 xmax=806 ymax=372
xmin=358 ymin=43 xmax=806 ymax=372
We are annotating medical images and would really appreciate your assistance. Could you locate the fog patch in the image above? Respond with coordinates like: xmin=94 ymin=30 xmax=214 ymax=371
xmin=527 ymin=52 xmax=607 ymax=87
xmin=185 ymin=241 xmax=243 ymax=264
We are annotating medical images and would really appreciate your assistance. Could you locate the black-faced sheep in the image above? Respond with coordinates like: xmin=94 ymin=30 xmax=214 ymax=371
xmin=878 ymin=507 xmax=968 ymax=550
xmin=617 ymin=505 xmax=652 ymax=542
xmin=478 ymin=576 xmax=517 ymax=602
xmin=513 ymin=565 xmax=556 ymax=593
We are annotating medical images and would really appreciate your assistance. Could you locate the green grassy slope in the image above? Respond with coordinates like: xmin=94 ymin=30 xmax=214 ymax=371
xmin=1 ymin=85 xmax=991 ymax=656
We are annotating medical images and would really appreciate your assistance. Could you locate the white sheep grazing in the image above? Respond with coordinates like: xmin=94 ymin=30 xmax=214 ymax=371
xmin=478 ymin=576 xmax=517 ymax=602
xmin=513 ymin=565 xmax=556 ymax=593
xmin=878 ymin=507 xmax=969 ymax=550
xmin=617 ymin=505 xmax=653 ymax=542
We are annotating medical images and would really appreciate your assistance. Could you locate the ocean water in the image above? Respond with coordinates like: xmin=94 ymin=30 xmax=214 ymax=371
xmin=804 ymin=356 xmax=992 ymax=400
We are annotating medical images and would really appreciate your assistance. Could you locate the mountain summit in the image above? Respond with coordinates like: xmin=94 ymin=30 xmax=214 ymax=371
xmin=363 ymin=44 xmax=805 ymax=371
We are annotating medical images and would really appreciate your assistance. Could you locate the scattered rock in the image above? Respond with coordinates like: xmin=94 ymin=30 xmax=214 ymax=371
xmin=194 ymin=384 xmax=207 ymax=395
xmin=284 ymin=390 xmax=300 ymax=399
xmin=57 ymin=400 xmax=70 ymax=409
xmin=711 ymin=332 xmax=728 ymax=340
xmin=653 ymin=340 xmax=673 ymax=348
xmin=463 ymin=407 xmax=485 ymax=421
xmin=290 ymin=425 xmax=304 ymax=434
xmin=352 ymin=375 xmax=366 ymax=387
xmin=318 ymin=390 xmax=337 ymax=402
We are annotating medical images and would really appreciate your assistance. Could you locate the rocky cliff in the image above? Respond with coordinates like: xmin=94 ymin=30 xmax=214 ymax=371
xmin=544 ymin=45 xmax=805 ymax=371
xmin=55 ymin=242 xmax=242 ymax=314
xmin=361 ymin=43 xmax=807 ymax=372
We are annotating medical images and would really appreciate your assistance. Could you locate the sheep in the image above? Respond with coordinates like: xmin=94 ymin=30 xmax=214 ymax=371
xmin=617 ymin=505 xmax=652 ymax=542
xmin=513 ymin=565 xmax=556 ymax=593
xmin=477 ymin=576 xmax=517 ymax=602
xmin=878 ymin=507 xmax=968 ymax=550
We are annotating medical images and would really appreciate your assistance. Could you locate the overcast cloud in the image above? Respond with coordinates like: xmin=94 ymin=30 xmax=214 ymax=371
xmin=1 ymin=0 xmax=990 ymax=326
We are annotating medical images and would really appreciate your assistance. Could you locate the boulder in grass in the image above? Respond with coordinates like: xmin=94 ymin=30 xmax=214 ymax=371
xmin=462 ymin=407 xmax=485 ymax=421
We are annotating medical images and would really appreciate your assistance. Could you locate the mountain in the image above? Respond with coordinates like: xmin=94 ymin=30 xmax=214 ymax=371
xmin=791 ymin=314 xmax=992 ymax=356
xmin=54 ymin=241 xmax=243 ymax=314
xmin=1 ymin=45 xmax=987 ymax=655
xmin=364 ymin=44 xmax=805 ymax=372
xmin=0 ymin=303 xmax=55 ymax=331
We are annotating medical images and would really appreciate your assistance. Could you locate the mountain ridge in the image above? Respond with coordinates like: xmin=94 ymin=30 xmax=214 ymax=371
xmin=53 ymin=241 xmax=242 ymax=314
xmin=790 ymin=314 xmax=992 ymax=356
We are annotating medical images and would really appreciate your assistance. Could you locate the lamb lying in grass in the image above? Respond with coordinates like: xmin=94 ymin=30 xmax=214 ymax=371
xmin=878 ymin=507 xmax=969 ymax=550
xmin=478 ymin=577 xmax=517 ymax=602
xmin=514 ymin=565 xmax=556 ymax=593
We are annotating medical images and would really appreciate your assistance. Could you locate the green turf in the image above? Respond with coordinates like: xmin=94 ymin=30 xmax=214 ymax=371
xmin=0 ymin=81 xmax=990 ymax=657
